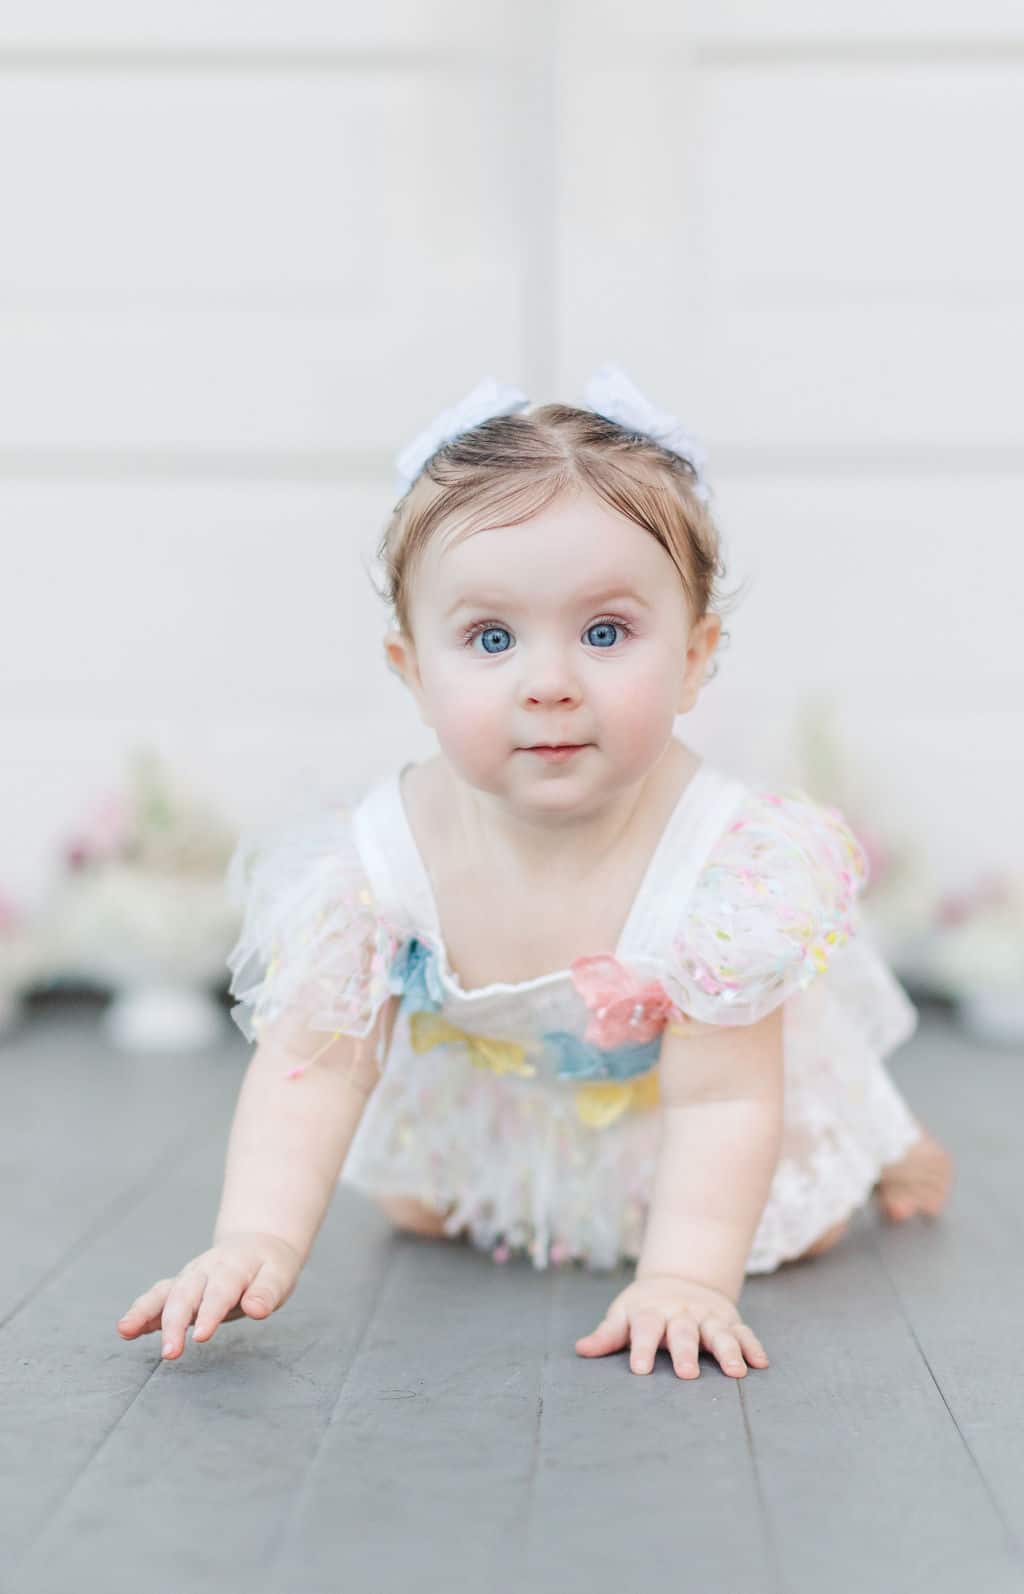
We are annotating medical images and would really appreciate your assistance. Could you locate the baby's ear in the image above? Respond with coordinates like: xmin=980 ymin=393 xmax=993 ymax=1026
xmin=676 ymin=612 xmax=722 ymax=714
xmin=383 ymin=629 xmax=433 ymax=725
xmin=383 ymin=628 xmax=409 ymax=683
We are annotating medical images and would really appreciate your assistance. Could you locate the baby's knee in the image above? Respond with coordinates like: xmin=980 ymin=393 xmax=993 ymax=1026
xmin=795 ymin=1216 xmax=851 ymax=1261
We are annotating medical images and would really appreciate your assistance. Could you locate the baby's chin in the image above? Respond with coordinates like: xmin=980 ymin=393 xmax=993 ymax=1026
xmin=463 ymin=750 xmax=661 ymax=820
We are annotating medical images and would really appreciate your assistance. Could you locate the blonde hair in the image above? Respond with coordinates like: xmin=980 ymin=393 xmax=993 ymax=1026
xmin=375 ymin=401 xmax=742 ymax=680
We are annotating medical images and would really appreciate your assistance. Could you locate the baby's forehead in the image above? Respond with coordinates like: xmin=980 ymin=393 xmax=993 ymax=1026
xmin=423 ymin=497 xmax=673 ymax=598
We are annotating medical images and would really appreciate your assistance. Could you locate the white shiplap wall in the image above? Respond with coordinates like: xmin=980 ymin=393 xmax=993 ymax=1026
xmin=2 ymin=2 xmax=1021 ymax=903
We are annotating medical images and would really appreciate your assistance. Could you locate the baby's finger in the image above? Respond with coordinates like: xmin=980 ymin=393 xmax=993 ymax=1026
xmin=700 ymin=1316 xmax=747 ymax=1377
xmin=665 ymin=1314 xmax=701 ymax=1379
xmin=117 ymin=1280 xmax=174 ymax=1338
xmin=628 ymin=1307 xmax=666 ymax=1375
xmin=735 ymin=1324 xmax=770 ymax=1368
xmin=160 ymin=1267 xmax=208 ymax=1360
xmin=575 ymin=1307 xmax=629 ymax=1358
xmin=238 ymin=1260 xmax=287 ymax=1319
xmin=192 ymin=1266 xmax=250 ymax=1343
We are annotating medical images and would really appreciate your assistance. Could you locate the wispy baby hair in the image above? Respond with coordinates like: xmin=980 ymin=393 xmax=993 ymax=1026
xmin=375 ymin=389 xmax=742 ymax=679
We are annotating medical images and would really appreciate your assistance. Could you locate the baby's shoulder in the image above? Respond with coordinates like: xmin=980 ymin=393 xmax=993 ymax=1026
xmin=656 ymin=782 xmax=869 ymax=1027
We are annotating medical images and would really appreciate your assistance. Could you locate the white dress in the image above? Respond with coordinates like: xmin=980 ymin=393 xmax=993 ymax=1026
xmin=225 ymin=754 xmax=923 ymax=1274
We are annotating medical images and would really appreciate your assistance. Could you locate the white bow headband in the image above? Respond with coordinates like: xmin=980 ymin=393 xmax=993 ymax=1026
xmin=393 ymin=363 xmax=710 ymax=503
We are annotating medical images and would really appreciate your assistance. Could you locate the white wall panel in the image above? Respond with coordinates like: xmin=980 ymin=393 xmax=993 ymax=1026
xmin=560 ymin=60 xmax=1024 ymax=452
xmin=702 ymin=68 xmax=1024 ymax=294
xmin=0 ymin=3 xmax=528 ymax=51
xmin=3 ymin=482 xmax=399 ymax=701
xmin=1 ymin=0 xmax=1020 ymax=915
xmin=563 ymin=2 xmax=1024 ymax=44
xmin=0 ymin=71 xmax=529 ymax=447
xmin=706 ymin=475 xmax=1023 ymax=697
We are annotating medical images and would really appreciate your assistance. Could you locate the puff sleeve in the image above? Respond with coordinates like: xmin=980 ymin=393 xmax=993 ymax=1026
xmin=224 ymin=808 xmax=406 ymax=1076
xmin=661 ymin=787 xmax=869 ymax=1027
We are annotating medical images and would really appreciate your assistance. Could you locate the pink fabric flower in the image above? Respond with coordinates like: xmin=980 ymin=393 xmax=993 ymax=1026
xmin=568 ymin=953 xmax=681 ymax=1047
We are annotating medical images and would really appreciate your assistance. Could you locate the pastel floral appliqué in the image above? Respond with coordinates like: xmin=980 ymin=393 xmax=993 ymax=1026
xmin=543 ymin=1029 xmax=661 ymax=1083
xmin=389 ymin=936 xmax=445 ymax=1013
xmin=409 ymin=1010 xmax=539 ymax=1079
xmin=569 ymin=954 xmax=684 ymax=1047
xmin=572 ymin=1070 xmax=660 ymax=1129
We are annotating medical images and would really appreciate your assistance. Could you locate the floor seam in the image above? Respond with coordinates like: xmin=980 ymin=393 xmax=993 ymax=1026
xmin=870 ymin=1228 xmax=1024 ymax=1565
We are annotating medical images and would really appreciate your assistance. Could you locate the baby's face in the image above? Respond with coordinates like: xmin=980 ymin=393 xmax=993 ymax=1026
xmin=386 ymin=487 xmax=720 ymax=814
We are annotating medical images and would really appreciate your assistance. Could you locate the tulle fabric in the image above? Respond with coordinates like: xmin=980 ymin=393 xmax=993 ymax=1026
xmin=224 ymin=809 xmax=405 ymax=1073
xmin=223 ymin=777 xmax=925 ymax=1272
xmin=659 ymin=787 xmax=869 ymax=1026
xmin=341 ymin=920 xmax=921 ymax=1273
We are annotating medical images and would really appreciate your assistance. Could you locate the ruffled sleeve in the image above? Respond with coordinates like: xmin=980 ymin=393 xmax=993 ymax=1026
xmin=224 ymin=807 xmax=406 ymax=1076
xmin=661 ymin=787 xmax=869 ymax=1027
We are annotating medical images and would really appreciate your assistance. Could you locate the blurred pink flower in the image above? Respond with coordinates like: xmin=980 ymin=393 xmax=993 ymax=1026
xmin=64 ymin=792 xmax=130 ymax=870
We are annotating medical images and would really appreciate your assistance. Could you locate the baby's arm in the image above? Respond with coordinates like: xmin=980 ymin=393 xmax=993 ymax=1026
xmin=636 ymin=1007 xmax=785 ymax=1297
xmin=117 ymin=994 xmax=400 ymax=1358
xmin=576 ymin=1007 xmax=784 ymax=1378
xmin=212 ymin=999 xmax=397 ymax=1259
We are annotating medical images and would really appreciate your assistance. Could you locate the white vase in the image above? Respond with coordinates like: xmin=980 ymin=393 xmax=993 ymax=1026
xmin=104 ymin=983 xmax=226 ymax=1053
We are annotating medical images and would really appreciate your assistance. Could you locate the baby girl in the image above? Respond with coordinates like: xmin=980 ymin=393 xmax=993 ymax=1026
xmin=117 ymin=366 xmax=952 ymax=1379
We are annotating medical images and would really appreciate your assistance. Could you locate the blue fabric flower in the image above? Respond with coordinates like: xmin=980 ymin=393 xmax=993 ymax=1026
xmin=543 ymin=1029 xmax=661 ymax=1083
xmin=388 ymin=937 xmax=445 ymax=1013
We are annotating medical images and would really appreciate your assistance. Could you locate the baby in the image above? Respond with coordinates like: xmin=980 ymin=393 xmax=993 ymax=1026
xmin=117 ymin=366 xmax=953 ymax=1379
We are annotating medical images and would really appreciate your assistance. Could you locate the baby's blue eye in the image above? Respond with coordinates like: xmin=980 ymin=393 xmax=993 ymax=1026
xmin=478 ymin=627 xmax=512 ymax=654
xmin=586 ymin=622 xmax=620 ymax=648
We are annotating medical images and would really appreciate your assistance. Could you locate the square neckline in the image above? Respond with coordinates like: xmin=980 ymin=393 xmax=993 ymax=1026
xmin=374 ymin=753 xmax=723 ymax=1002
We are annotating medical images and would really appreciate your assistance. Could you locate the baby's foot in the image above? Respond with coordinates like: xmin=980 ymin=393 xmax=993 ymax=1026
xmin=875 ymin=1125 xmax=954 ymax=1223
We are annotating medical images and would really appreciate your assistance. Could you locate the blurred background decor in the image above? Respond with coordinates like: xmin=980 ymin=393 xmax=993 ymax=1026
xmin=0 ymin=3 xmax=1021 ymax=1052
xmin=0 ymin=890 xmax=49 ymax=1039
xmin=36 ymin=747 xmax=241 ymax=1052
xmin=928 ymin=875 xmax=1024 ymax=1047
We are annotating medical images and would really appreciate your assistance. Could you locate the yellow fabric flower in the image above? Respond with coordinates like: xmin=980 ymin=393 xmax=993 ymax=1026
xmin=572 ymin=1068 xmax=660 ymax=1128
xmin=409 ymin=1010 xmax=538 ymax=1078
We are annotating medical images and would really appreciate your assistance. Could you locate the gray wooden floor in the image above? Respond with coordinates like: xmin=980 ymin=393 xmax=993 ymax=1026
xmin=1 ymin=993 xmax=1022 ymax=1594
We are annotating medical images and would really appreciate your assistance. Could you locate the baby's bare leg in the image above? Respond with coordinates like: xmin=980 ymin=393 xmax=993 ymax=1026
xmin=375 ymin=1194 xmax=456 ymax=1240
xmin=793 ymin=1217 xmax=851 ymax=1260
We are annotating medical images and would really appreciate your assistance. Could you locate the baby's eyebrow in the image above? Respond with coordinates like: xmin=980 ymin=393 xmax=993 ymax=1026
xmin=444 ymin=588 xmax=652 ymax=620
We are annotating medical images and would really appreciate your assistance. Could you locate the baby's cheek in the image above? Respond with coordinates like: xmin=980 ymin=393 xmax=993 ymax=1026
xmin=429 ymin=683 xmax=506 ymax=783
xmin=602 ymin=668 xmax=678 ymax=764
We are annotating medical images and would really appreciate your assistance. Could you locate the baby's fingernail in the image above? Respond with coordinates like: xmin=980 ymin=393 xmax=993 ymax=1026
xmin=162 ymin=1342 xmax=174 ymax=1357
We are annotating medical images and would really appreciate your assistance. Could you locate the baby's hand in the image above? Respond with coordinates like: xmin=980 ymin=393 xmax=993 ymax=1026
xmin=116 ymin=1231 xmax=304 ymax=1360
xmin=575 ymin=1273 xmax=770 ymax=1378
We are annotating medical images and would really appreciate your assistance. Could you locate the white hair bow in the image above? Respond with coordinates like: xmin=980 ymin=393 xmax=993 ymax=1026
xmin=393 ymin=363 xmax=709 ymax=501
xmin=583 ymin=363 xmax=710 ymax=502
xmin=393 ymin=376 xmax=530 ymax=494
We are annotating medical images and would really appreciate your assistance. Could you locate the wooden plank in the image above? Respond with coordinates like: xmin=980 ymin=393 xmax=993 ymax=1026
xmin=263 ymin=1235 xmax=556 ymax=1593
xmin=0 ymin=997 xmax=241 ymax=1323
xmin=731 ymin=1013 xmax=1024 ymax=1592
xmin=734 ymin=1226 xmax=1022 ymax=1593
xmin=516 ymin=1267 xmax=777 ymax=1594
xmin=873 ymin=1019 xmax=1024 ymax=1557
xmin=5 ymin=1160 xmax=397 ymax=1591
xmin=7 ymin=1003 xmax=1022 ymax=1591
